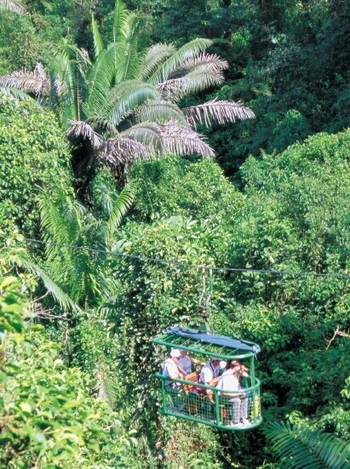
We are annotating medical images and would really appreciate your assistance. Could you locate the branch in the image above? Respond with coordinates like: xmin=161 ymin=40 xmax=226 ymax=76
xmin=326 ymin=325 xmax=350 ymax=350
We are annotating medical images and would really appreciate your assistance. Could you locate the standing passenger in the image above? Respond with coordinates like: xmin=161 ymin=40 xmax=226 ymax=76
xmin=216 ymin=361 xmax=249 ymax=426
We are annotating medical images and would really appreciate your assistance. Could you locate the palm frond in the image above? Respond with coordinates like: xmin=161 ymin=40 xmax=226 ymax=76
xmin=99 ymin=135 xmax=148 ymax=166
xmin=158 ymin=75 xmax=210 ymax=103
xmin=48 ymin=41 xmax=90 ymax=124
xmin=0 ymin=63 xmax=50 ymax=97
xmin=91 ymin=12 xmax=105 ymax=58
xmin=86 ymin=117 xmax=117 ymax=136
xmin=39 ymin=190 xmax=112 ymax=305
xmin=49 ymin=41 xmax=91 ymax=70
xmin=0 ymin=0 xmax=26 ymax=14
xmin=8 ymin=256 xmax=79 ymax=312
xmin=38 ymin=190 xmax=84 ymax=273
xmin=135 ymin=99 xmax=187 ymax=125
xmin=67 ymin=244 xmax=104 ymax=304
xmin=39 ymin=191 xmax=84 ymax=246
xmin=138 ymin=43 xmax=176 ymax=81
xmin=105 ymin=181 xmax=135 ymax=243
xmin=123 ymin=11 xmax=144 ymax=45
xmin=169 ymin=53 xmax=228 ymax=79
xmin=159 ymin=71 xmax=224 ymax=102
xmin=95 ymin=362 xmax=118 ymax=410
xmin=158 ymin=53 xmax=228 ymax=101
xmin=0 ymin=86 xmax=36 ymax=101
xmin=121 ymin=121 xmax=163 ymax=155
xmin=183 ymin=99 xmax=256 ymax=128
xmin=112 ymin=0 xmax=129 ymax=43
xmin=97 ymin=294 xmax=121 ymax=318
xmin=147 ymin=38 xmax=213 ymax=85
xmin=106 ymin=80 xmax=160 ymax=126
xmin=161 ymin=121 xmax=215 ymax=158
xmin=65 ymin=120 xmax=103 ymax=149
xmin=84 ymin=47 xmax=119 ymax=116
xmin=264 ymin=422 xmax=350 ymax=469
xmin=118 ymin=14 xmax=143 ymax=82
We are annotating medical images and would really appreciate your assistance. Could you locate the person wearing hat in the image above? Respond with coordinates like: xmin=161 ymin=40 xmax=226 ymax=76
xmin=162 ymin=349 xmax=184 ymax=387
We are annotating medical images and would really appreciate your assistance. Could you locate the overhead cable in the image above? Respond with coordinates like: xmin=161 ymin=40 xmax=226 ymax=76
xmin=24 ymin=237 xmax=350 ymax=279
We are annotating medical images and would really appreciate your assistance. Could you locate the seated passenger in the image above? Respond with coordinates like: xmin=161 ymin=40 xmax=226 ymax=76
xmin=216 ymin=360 xmax=249 ymax=426
xmin=196 ymin=357 xmax=222 ymax=398
xmin=178 ymin=350 xmax=205 ymax=376
xmin=162 ymin=349 xmax=184 ymax=388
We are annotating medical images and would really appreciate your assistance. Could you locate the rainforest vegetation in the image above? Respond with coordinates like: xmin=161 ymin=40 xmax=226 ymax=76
xmin=0 ymin=0 xmax=350 ymax=468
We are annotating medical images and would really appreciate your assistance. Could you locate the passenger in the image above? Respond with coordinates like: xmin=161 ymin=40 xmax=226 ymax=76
xmin=178 ymin=350 xmax=205 ymax=375
xmin=162 ymin=349 xmax=184 ymax=388
xmin=216 ymin=360 xmax=249 ymax=426
xmin=199 ymin=357 xmax=222 ymax=390
xmin=238 ymin=364 xmax=250 ymax=388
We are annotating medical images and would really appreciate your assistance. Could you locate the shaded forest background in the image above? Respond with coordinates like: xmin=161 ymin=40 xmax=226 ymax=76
xmin=0 ymin=1 xmax=350 ymax=468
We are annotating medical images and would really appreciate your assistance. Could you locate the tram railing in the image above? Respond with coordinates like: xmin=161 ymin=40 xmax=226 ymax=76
xmin=155 ymin=373 xmax=262 ymax=430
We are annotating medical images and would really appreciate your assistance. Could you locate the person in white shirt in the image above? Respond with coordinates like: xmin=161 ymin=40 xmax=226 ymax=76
xmin=197 ymin=357 xmax=222 ymax=401
xmin=216 ymin=361 xmax=249 ymax=425
xmin=162 ymin=349 xmax=183 ymax=387
xmin=199 ymin=357 xmax=221 ymax=386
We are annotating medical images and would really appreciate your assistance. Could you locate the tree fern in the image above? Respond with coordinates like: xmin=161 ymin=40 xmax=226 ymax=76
xmin=264 ymin=421 xmax=350 ymax=469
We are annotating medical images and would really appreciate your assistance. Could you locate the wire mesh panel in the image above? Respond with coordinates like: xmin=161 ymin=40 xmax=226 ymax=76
xmin=157 ymin=373 xmax=262 ymax=431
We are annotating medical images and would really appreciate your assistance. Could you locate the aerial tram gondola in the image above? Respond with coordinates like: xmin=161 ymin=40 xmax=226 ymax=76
xmin=152 ymin=267 xmax=262 ymax=431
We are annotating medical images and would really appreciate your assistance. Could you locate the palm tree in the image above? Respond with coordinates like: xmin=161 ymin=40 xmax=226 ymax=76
xmin=264 ymin=421 xmax=350 ymax=469
xmin=38 ymin=182 xmax=134 ymax=308
xmin=0 ymin=0 xmax=255 ymax=183
xmin=1 ymin=181 xmax=133 ymax=313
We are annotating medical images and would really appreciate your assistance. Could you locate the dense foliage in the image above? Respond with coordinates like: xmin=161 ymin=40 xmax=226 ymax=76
xmin=0 ymin=277 xmax=135 ymax=468
xmin=0 ymin=1 xmax=350 ymax=468
xmin=0 ymin=94 xmax=72 ymax=237
xmin=145 ymin=0 xmax=350 ymax=177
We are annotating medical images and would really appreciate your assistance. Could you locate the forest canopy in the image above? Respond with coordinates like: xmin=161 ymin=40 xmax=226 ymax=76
xmin=0 ymin=1 xmax=350 ymax=468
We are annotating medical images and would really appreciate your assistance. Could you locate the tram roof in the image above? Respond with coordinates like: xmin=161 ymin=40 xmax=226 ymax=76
xmin=153 ymin=326 xmax=261 ymax=360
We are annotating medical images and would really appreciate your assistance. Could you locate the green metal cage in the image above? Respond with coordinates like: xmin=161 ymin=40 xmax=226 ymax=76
xmin=153 ymin=327 xmax=262 ymax=431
